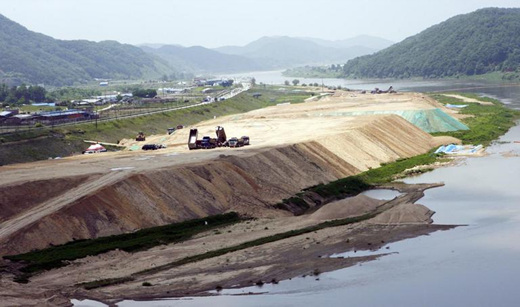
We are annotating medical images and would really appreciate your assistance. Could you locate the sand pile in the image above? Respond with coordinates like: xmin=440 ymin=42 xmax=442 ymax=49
xmin=310 ymin=195 xmax=385 ymax=221
xmin=369 ymin=203 xmax=434 ymax=225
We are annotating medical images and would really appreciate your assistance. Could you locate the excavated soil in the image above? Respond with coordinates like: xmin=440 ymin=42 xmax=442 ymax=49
xmin=0 ymin=92 xmax=467 ymax=305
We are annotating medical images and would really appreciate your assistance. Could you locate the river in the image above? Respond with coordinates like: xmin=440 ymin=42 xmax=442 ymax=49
xmin=75 ymin=74 xmax=520 ymax=307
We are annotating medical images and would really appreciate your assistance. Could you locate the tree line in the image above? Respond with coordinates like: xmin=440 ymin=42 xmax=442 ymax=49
xmin=0 ymin=83 xmax=47 ymax=104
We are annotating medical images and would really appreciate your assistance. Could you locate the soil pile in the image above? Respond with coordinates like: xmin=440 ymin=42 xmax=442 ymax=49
xmin=0 ymin=92 xmax=466 ymax=256
xmin=310 ymin=194 xmax=385 ymax=221
xmin=0 ymin=114 xmax=444 ymax=256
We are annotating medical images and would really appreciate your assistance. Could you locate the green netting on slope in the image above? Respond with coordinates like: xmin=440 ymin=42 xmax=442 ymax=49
xmin=315 ymin=108 xmax=468 ymax=133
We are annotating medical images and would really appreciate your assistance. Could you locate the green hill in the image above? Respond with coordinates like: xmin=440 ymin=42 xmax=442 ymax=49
xmin=0 ymin=14 xmax=173 ymax=86
xmin=341 ymin=8 xmax=520 ymax=79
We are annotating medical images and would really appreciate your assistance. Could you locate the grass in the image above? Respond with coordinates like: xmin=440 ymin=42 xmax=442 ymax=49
xmin=429 ymin=93 xmax=520 ymax=146
xmin=129 ymin=212 xmax=378 ymax=279
xmin=276 ymin=153 xmax=438 ymax=211
xmin=4 ymin=212 xmax=242 ymax=276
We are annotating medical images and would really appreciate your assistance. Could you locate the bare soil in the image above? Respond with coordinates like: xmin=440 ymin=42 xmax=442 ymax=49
xmin=0 ymin=91 xmax=466 ymax=305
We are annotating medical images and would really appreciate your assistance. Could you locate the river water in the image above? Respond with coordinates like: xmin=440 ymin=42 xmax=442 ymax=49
xmin=76 ymin=74 xmax=520 ymax=307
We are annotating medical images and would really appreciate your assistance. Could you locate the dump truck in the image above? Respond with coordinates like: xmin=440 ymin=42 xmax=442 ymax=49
xmin=216 ymin=126 xmax=227 ymax=146
xmin=188 ymin=128 xmax=199 ymax=150
xmin=136 ymin=132 xmax=146 ymax=141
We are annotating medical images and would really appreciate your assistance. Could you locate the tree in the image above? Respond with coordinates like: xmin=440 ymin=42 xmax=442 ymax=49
xmin=28 ymin=85 xmax=46 ymax=102
xmin=292 ymin=79 xmax=300 ymax=86
xmin=251 ymin=77 xmax=256 ymax=87
xmin=0 ymin=83 xmax=8 ymax=101
xmin=132 ymin=88 xmax=157 ymax=98
xmin=284 ymin=80 xmax=290 ymax=86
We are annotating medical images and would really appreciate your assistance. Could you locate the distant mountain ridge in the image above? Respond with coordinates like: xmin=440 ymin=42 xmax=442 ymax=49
xmin=214 ymin=35 xmax=391 ymax=68
xmin=0 ymin=11 xmax=393 ymax=85
xmin=341 ymin=8 xmax=520 ymax=79
xmin=142 ymin=35 xmax=391 ymax=74
xmin=141 ymin=45 xmax=263 ymax=73
xmin=298 ymin=35 xmax=394 ymax=50
xmin=0 ymin=14 xmax=172 ymax=86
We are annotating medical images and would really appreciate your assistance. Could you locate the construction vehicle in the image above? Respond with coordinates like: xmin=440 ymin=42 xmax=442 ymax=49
xmin=240 ymin=136 xmax=250 ymax=146
xmin=228 ymin=137 xmax=239 ymax=148
xmin=188 ymin=126 xmax=246 ymax=150
xmin=216 ymin=126 xmax=227 ymax=146
xmin=188 ymin=128 xmax=199 ymax=150
xmin=136 ymin=131 xmax=146 ymax=141
xmin=371 ymin=86 xmax=396 ymax=94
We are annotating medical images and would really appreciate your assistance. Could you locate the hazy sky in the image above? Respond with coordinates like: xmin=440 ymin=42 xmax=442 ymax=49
xmin=1 ymin=0 xmax=519 ymax=48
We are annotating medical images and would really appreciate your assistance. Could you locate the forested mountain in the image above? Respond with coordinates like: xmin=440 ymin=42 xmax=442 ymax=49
xmin=215 ymin=36 xmax=379 ymax=68
xmin=341 ymin=8 xmax=520 ymax=79
xmin=141 ymin=45 xmax=263 ymax=73
xmin=0 ymin=14 xmax=172 ymax=86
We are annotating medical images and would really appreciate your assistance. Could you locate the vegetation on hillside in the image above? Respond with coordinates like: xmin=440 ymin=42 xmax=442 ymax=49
xmin=341 ymin=8 xmax=520 ymax=80
xmin=0 ymin=14 xmax=173 ymax=86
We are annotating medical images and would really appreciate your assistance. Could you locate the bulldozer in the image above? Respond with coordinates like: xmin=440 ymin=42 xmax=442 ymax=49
xmin=136 ymin=131 xmax=146 ymax=141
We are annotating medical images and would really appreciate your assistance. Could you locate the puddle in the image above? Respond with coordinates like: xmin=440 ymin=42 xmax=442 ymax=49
xmin=361 ymin=189 xmax=401 ymax=200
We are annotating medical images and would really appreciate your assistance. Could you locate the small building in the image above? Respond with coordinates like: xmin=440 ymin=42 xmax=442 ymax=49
xmin=37 ymin=110 xmax=95 ymax=125
xmin=73 ymin=98 xmax=103 ymax=106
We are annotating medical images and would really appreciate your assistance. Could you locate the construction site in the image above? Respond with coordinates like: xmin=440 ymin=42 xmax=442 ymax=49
xmin=0 ymin=90 xmax=472 ymax=305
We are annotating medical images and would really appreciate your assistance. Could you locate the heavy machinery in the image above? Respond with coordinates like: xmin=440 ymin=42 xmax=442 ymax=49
xmin=187 ymin=126 xmax=248 ymax=150
xmin=136 ymin=131 xmax=146 ymax=141
xmin=216 ymin=126 xmax=227 ymax=146
xmin=188 ymin=128 xmax=200 ymax=150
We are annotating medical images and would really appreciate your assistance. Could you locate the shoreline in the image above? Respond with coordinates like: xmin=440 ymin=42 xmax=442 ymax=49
xmin=25 ymin=183 xmax=459 ymax=306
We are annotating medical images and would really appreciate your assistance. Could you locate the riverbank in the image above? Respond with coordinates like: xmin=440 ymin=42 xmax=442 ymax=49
xmin=0 ymin=182 xmax=456 ymax=306
xmin=1 ymin=90 xmax=513 ymax=306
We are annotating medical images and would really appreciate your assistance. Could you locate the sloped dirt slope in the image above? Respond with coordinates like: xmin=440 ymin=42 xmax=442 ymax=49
xmin=0 ymin=114 xmax=445 ymax=256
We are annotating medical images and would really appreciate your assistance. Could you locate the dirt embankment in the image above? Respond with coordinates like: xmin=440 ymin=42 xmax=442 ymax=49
xmin=0 ymin=114 xmax=445 ymax=256
xmin=0 ymin=174 xmax=95 ymax=223
xmin=14 ymin=183 xmax=451 ymax=306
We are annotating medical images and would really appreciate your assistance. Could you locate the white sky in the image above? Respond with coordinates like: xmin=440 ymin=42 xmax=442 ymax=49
xmin=0 ymin=0 xmax=519 ymax=48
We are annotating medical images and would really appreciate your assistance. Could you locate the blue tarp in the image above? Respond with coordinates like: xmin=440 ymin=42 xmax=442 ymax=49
xmin=446 ymin=104 xmax=468 ymax=109
xmin=435 ymin=144 xmax=483 ymax=154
